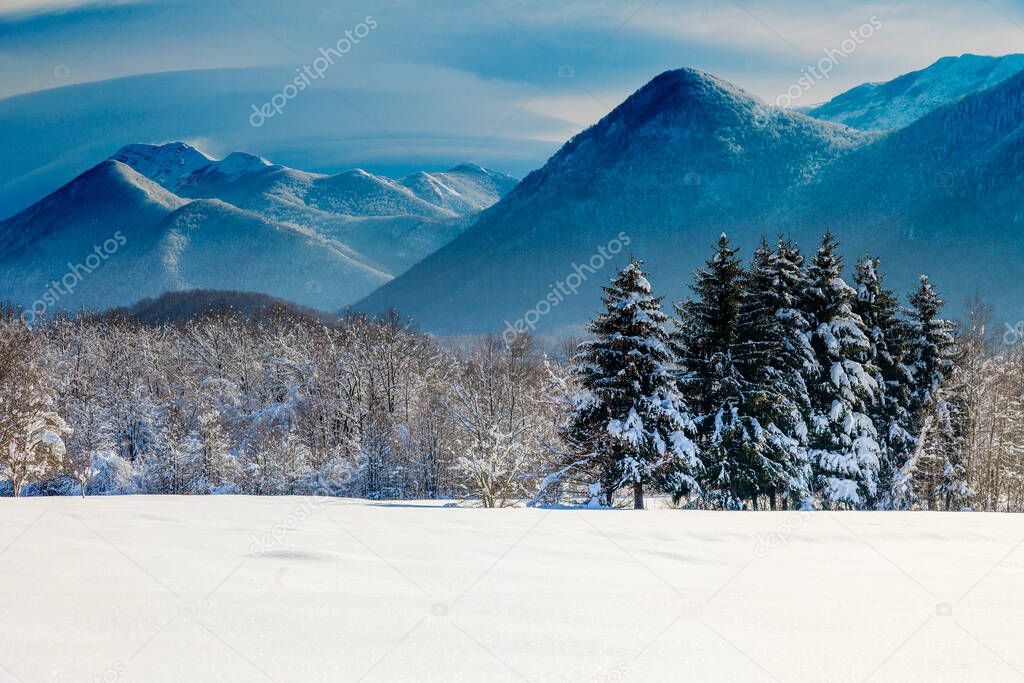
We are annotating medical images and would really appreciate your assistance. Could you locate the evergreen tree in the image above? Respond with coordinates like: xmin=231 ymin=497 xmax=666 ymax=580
xmin=566 ymin=261 xmax=700 ymax=509
xmin=674 ymin=235 xmax=808 ymax=508
xmin=907 ymin=276 xmax=955 ymax=412
xmin=770 ymin=238 xmax=819 ymax=392
xmin=902 ymin=275 xmax=971 ymax=509
xmin=802 ymin=233 xmax=881 ymax=508
xmin=673 ymin=235 xmax=745 ymax=507
xmin=734 ymin=240 xmax=814 ymax=507
xmin=853 ymin=256 xmax=916 ymax=509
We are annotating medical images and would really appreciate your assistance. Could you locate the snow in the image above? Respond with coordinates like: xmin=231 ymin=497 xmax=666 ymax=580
xmin=0 ymin=143 xmax=518 ymax=315
xmin=607 ymin=408 xmax=645 ymax=446
xmin=0 ymin=496 xmax=1021 ymax=682
xmin=110 ymin=142 xmax=215 ymax=192
xmin=808 ymin=54 xmax=1024 ymax=131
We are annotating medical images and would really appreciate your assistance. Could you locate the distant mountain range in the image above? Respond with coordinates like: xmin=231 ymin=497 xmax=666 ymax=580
xmin=360 ymin=54 xmax=1024 ymax=334
xmin=0 ymin=143 xmax=516 ymax=315
xmin=4 ymin=53 xmax=1024 ymax=333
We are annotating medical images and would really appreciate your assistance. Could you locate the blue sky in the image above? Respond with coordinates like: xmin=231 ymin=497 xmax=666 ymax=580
xmin=2 ymin=0 xmax=1024 ymax=217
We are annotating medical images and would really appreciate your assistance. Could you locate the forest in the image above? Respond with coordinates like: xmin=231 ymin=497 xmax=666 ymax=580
xmin=1 ymin=232 xmax=1022 ymax=511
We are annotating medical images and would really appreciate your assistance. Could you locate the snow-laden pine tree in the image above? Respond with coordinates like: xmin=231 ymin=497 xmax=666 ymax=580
xmin=673 ymin=235 xmax=744 ymax=507
xmin=853 ymin=256 xmax=916 ymax=509
xmin=567 ymin=261 xmax=700 ymax=509
xmin=803 ymin=233 xmax=881 ymax=509
xmin=734 ymin=240 xmax=815 ymax=507
xmin=897 ymin=275 xmax=971 ymax=509
xmin=674 ymin=235 xmax=807 ymax=508
xmin=770 ymin=239 xmax=820 ymax=387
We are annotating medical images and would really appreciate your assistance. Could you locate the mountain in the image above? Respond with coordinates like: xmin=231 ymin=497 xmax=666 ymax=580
xmin=807 ymin=53 xmax=1024 ymax=131
xmin=0 ymin=144 xmax=516 ymax=315
xmin=0 ymin=160 xmax=389 ymax=316
xmin=0 ymin=160 xmax=185 ymax=259
xmin=116 ymin=143 xmax=517 ymax=274
xmin=359 ymin=66 xmax=1024 ymax=334
xmin=787 ymin=67 xmax=1024 ymax=318
xmin=153 ymin=199 xmax=388 ymax=303
xmin=358 ymin=69 xmax=867 ymax=334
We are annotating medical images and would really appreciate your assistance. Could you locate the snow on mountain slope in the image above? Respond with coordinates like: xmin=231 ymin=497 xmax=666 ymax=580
xmin=154 ymin=199 xmax=389 ymax=307
xmin=0 ymin=166 xmax=389 ymax=314
xmin=0 ymin=160 xmax=186 ymax=259
xmin=302 ymin=169 xmax=456 ymax=220
xmin=0 ymin=145 xmax=517 ymax=315
xmin=807 ymin=53 xmax=1024 ymax=131
xmin=110 ymin=142 xmax=215 ymax=191
xmin=1 ymin=496 xmax=1021 ymax=682
xmin=121 ymin=143 xmax=515 ymax=222
xmin=359 ymin=65 xmax=1024 ymax=335
xmin=400 ymin=163 xmax=520 ymax=216
xmin=117 ymin=143 xmax=516 ymax=274
xmin=0 ymin=165 xmax=385 ymax=315
xmin=0 ymin=161 xmax=186 ymax=312
xmin=192 ymin=151 xmax=274 ymax=181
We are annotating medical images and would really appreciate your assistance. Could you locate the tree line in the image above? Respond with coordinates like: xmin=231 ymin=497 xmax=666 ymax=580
xmin=0 ymin=308 xmax=560 ymax=504
xmin=1 ymin=231 xmax=1023 ymax=510
xmin=548 ymin=233 xmax=970 ymax=510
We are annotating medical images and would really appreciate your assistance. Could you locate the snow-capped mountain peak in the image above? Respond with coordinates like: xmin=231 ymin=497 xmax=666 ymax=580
xmin=110 ymin=142 xmax=214 ymax=192
xmin=0 ymin=143 xmax=519 ymax=316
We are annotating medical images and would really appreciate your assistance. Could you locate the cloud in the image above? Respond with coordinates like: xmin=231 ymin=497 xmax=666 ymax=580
xmin=2 ymin=0 xmax=1024 ymax=211
xmin=0 ymin=63 xmax=574 ymax=218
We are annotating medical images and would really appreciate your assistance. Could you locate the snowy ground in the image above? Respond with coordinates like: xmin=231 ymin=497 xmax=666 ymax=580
xmin=0 ymin=497 xmax=1022 ymax=682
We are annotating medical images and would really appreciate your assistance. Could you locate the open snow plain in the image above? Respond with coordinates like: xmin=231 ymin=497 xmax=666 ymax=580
xmin=0 ymin=496 xmax=1021 ymax=682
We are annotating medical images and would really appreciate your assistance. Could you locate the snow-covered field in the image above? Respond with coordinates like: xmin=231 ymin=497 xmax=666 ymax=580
xmin=1 ymin=497 xmax=1021 ymax=682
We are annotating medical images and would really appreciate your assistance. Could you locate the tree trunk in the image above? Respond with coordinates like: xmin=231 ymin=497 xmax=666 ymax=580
xmin=633 ymin=482 xmax=644 ymax=510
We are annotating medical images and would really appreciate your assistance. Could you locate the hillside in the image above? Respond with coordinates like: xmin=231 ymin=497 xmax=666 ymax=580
xmin=112 ymin=289 xmax=343 ymax=325
xmin=358 ymin=69 xmax=869 ymax=334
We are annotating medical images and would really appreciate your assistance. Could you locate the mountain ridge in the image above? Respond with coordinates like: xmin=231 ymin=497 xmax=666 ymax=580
xmin=358 ymin=64 xmax=1024 ymax=334
xmin=807 ymin=53 xmax=1024 ymax=130
xmin=0 ymin=143 xmax=517 ymax=315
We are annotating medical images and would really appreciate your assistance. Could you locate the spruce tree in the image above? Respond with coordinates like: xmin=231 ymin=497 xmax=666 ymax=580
xmin=907 ymin=276 xmax=955 ymax=412
xmin=770 ymin=238 xmax=819 ymax=390
xmin=734 ymin=240 xmax=814 ymax=507
xmin=673 ymin=235 xmax=744 ymax=507
xmin=674 ymin=235 xmax=806 ymax=508
xmin=803 ymin=233 xmax=881 ymax=509
xmin=903 ymin=275 xmax=971 ymax=509
xmin=566 ymin=261 xmax=700 ymax=509
xmin=853 ymin=256 xmax=916 ymax=509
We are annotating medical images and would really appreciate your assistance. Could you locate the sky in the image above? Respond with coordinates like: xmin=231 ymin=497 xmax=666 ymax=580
xmin=2 ymin=0 xmax=1024 ymax=216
